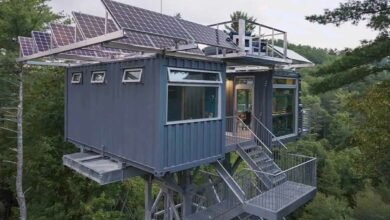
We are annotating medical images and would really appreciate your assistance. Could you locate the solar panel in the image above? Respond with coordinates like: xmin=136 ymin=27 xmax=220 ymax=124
xmin=49 ymin=23 xmax=117 ymax=58
xmin=102 ymin=0 xmax=191 ymax=40
xmin=64 ymin=49 xmax=97 ymax=57
xmin=102 ymin=0 xmax=237 ymax=50
xmin=272 ymin=45 xmax=313 ymax=64
xmin=73 ymin=12 xmax=138 ymax=53
xmin=18 ymin=37 xmax=37 ymax=56
xmin=32 ymin=31 xmax=53 ymax=52
xmin=73 ymin=11 xmax=153 ymax=49
xmin=177 ymin=19 xmax=236 ymax=49
xmin=50 ymin=23 xmax=78 ymax=46
xmin=73 ymin=12 xmax=118 ymax=38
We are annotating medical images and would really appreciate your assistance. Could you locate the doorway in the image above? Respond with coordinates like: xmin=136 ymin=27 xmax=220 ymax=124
xmin=235 ymin=77 xmax=254 ymax=128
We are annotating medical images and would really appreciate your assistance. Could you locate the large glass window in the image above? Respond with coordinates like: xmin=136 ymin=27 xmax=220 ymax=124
xmin=167 ymin=68 xmax=221 ymax=123
xmin=168 ymin=86 xmax=219 ymax=122
xmin=272 ymin=78 xmax=297 ymax=137
xmin=168 ymin=68 xmax=221 ymax=83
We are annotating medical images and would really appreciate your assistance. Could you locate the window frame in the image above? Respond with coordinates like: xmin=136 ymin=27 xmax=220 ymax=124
xmin=122 ymin=68 xmax=143 ymax=83
xmin=90 ymin=71 xmax=106 ymax=84
xmin=71 ymin=72 xmax=82 ymax=84
xmin=166 ymin=67 xmax=222 ymax=125
xmin=272 ymin=77 xmax=299 ymax=139
xmin=167 ymin=67 xmax=222 ymax=84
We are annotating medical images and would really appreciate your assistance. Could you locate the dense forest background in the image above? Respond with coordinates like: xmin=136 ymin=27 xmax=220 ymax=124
xmin=1 ymin=0 xmax=389 ymax=219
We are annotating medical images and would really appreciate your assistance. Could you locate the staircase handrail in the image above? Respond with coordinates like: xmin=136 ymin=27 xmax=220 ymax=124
xmin=252 ymin=115 xmax=288 ymax=150
xmin=234 ymin=116 xmax=273 ymax=155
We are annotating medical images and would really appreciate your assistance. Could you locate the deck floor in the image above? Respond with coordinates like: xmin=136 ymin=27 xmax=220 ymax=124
xmin=225 ymin=131 xmax=252 ymax=147
xmin=246 ymin=181 xmax=316 ymax=212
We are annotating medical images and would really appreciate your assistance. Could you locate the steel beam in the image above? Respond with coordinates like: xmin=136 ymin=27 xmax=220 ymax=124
xmin=17 ymin=30 xmax=126 ymax=62
xmin=144 ymin=175 xmax=153 ymax=220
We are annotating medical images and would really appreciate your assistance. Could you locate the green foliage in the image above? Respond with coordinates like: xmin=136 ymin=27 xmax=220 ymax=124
xmin=227 ymin=11 xmax=257 ymax=33
xmin=0 ymin=0 xmax=62 ymax=51
xmin=354 ymin=185 xmax=390 ymax=219
xmin=300 ymin=193 xmax=353 ymax=220
xmin=306 ymin=0 xmax=390 ymax=94
xmin=349 ymin=80 xmax=390 ymax=184
xmin=310 ymin=37 xmax=390 ymax=94
xmin=306 ymin=0 xmax=390 ymax=33
xmin=326 ymin=112 xmax=355 ymax=149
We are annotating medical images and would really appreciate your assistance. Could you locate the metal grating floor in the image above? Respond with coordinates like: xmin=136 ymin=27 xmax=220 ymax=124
xmin=247 ymin=181 xmax=315 ymax=211
xmin=225 ymin=132 xmax=251 ymax=147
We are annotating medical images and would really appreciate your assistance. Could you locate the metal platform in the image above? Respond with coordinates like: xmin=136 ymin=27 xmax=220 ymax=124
xmin=63 ymin=152 xmax=145 ymax=185
xmin=243 ymin=181 xmax=316 ymax=220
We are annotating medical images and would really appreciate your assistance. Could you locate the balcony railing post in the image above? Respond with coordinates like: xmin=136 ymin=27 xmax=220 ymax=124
xmin=271 ymin=29 xmax=275 ymax=57
xmin=283 ymin=32 xmax=287 ymax=59
xmin=238 ymin=19 xmax=246 ymax=51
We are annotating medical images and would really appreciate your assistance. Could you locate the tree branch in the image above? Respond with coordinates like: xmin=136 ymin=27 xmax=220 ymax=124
xmin=0 ymin=126 xmax=17 ymax=133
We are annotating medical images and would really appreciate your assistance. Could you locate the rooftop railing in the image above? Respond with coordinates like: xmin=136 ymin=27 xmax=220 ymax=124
xmin=208 ymin=19 xmax=288 ymax=59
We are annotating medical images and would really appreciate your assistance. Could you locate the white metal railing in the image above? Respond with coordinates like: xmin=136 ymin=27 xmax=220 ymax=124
xmin=226 ymin=116 xmax=272 ymax=155
xmin=234 ymin=154 xmax=317 ymax=209
xmin=208 ymin=19 xmax=288 ymax=59
xmin=251 ymin=115 xmax=288 ymax=150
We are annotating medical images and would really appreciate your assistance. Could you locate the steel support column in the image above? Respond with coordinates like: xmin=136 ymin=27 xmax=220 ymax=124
xmin=144 ymin=175 xmax=153 ymax=220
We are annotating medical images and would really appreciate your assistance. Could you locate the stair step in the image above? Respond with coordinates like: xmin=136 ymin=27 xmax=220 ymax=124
xmin=241 ymin=144 xmax=258 ymax=151
xmin=270 ymin=173 xmax=287 ymax=185
xmin=252 ymin=154 xmax=269 ymax=163
xmin=247 ymin=148 xmax=262 ymax=157
xmin=258 ymin=160 xmax=274 ymax=170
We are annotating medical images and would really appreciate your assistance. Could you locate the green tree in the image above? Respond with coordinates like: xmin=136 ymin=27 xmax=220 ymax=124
xmin=0 ymin=0 xmax=61 ymax=51
xmin=306 ymin=0 xmax=389 ymax=33
xmin=305 ymin=0 xmax=390 ymax=94
xmin=349 ymin=81 xmax=390 ymax=184
xmin=227 ymin=11 xmax=257 ymax=33
xmin=0 ymin=1 xmax=62 ymax=218
xmin=354 ymin=185 xmax=390 ymax=219
xmin=300 ymin=193 xmax=353 ymax=220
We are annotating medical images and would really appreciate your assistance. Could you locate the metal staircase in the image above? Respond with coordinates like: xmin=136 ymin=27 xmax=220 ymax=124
xmin=237 ymin=141 xmax=287 ymax=189
xmin=186 ymin=116 xmax=317 ymax=220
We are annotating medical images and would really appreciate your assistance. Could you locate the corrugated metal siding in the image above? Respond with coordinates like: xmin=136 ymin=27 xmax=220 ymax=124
xmin=163 ymin=121 xmax=223 ymax=170
xmin=253 ymin=72 xmax=273 ymax=147
xmin=65 ymin=57 xmax=160 ymax=171
xmin=159 ymin=56 xmax=226 ymax=172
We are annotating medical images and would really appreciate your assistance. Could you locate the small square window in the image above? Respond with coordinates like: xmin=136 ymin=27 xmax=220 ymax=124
xmin=71 ymin=72 xmax=82 ymax=84
xmin=122 ymin=68 xmax=143 ymax=83
xmin=91 ymin=71 xmax=106 ymax=84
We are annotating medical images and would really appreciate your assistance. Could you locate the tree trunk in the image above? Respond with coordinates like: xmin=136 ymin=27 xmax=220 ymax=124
xmin=16 ymin=68 xmax=26 ymax=220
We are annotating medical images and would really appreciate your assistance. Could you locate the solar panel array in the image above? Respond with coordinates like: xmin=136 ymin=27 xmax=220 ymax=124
xmin=102 ymin=0 xmax=237 ymax=50
xmin=177 ymin=19 xmax=236 ymax=49
xmin=102 ymin=0 xmax=191 ymax=41
xmin=18 ymin=37 xmax=37 ymax=56
xmin=73 ymin=11 xmax=178 ymax=49
xmin=19 ymin=0 xmax=240 ymax=59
